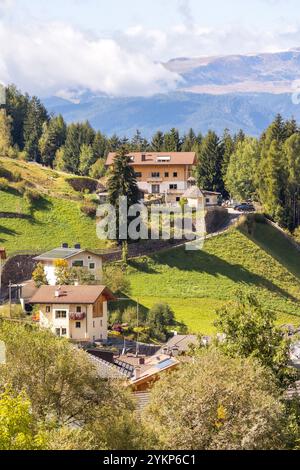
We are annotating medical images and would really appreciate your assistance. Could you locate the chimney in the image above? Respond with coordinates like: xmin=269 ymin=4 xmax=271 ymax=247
xmin=74 ymin=280 xmax=79 ymax=287
xmin=134 ymin=367 xmax=141 ymax=380
xmin=62 ymin=243 xmax=68 ymax=249
xmin=74 ymin=243 xmax=81 ymax=249
xmin=55 ymin=287 xmax=62 ymax=298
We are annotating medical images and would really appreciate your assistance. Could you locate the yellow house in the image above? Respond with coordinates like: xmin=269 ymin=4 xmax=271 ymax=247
xmin=106 ymin=152 xmax=196 ymax=203
xmin=29 ymin=285 xmax=115 ymax=342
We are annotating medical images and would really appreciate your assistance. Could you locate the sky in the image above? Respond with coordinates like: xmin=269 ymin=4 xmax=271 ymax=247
xmin=1 ymin=0 xmax=300 ymax=97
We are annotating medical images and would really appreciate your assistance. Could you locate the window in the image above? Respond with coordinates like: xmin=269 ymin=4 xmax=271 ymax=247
xmin=93 ymin=321 xmax=95 ymax=328
xmin=151 ymin=172 xmax=160 ymax=178
xmin=72 ymin=260 xmax=84 ymax=267
xmin=76 ymin=322 xmax=81 ymax=329
xmin=169 ymin=184 xmax=178 ymax=190
xmin=55 ymin=328 xmax=60 ymax=337
xmin=176 ymin=197 xmax=181 ymax=202
xmin=89 ymin=263 xmax=95 ymax=270
xmin=55 ymin=311 xmax=67 ymax=319
xmin=46 ymin=306 xmax=51 ymax=313
xmin=61 ymin=328 xmax=67 ymax=336
xmin=164 ymin=172 xmax=169 ymax=178
xmin=151 ymin=184 xmax=160 ymax=194
xmin=206 ymin=198 xmax=210 ymax=204
xmin=100 ymin=320 xmax=103 ymax=327
xmin=173 ymin=172 xmax=178 ymax=178
xmin=135 ymin=172 xmax=142 ymax=178
xmin=76 ymin=306 xmax=81 ymax=313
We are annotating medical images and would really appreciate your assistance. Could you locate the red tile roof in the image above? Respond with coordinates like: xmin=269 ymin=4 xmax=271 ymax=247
xmin=29 ymin=285 xmax=115 ymax=304
xmin=106 ymin=152 xmax=196 ymax=166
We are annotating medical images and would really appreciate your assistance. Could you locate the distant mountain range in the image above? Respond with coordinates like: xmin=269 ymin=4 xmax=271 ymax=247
xmin=44 ymin=48 xmax=300 ymax=137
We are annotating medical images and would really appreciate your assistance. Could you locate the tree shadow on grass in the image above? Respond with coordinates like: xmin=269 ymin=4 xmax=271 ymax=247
xmin=128 ymin=259 xmax=158 ymax=274
xmin=149 ymin=245 xmax=299 ymax=303
xmin=28 ymin=196 xmax=53 ymax=222
xmin=0 ymin=225 xmax=19 ymax=243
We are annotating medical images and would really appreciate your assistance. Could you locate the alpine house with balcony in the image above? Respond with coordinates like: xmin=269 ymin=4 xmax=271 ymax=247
xmin=29 ymin=285 xmax=115 ymax=342
xmin=106 ymin=152 xmax=197 ymax=203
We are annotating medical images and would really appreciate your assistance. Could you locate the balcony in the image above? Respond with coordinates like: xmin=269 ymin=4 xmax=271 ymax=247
xmin=147 ymin=177 xmax=163 ymax=183
xmin=69 ymin=312 xmax=86 ymax=321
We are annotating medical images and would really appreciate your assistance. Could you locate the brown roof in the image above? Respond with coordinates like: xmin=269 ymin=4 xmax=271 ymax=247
xmin=29 ymin=285 xmax=115 ymax=304
xmin=106 ymin=152 xmax=196 ymax=166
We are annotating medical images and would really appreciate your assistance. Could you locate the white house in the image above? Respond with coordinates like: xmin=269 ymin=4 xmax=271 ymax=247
xmin=183 ymin=186 xmax=221 ymax=209
xmin=34 ymin=244 xmax=103 ymax=286
xmin=29 ymin=285 xmax=115 ymax=342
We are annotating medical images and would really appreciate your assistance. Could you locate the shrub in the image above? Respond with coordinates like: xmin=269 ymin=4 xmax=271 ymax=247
xmin=14 ymin=180 xmax=27 ymax=195
xmin=80 ymin=201 xmax=97 ymax=218
xmin=67 ymin=177 xmax=98 ymax=193
xmin=0 ymin=177 xmax=9 ymax=190
xmin=24 ymin=188 xmax=41 ymax=205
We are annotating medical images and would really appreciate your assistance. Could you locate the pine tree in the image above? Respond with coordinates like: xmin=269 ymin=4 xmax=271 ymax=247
xmin=151 ymin=131 xmax=164 ymax=151
xmin=39 ymin=115 xmax=66 ymax=167
xmin=164 ymin=128 xmax=181 ymax=152
xmin=108 ymin=147 xmax=139 ymax=208
xmin=107 ymin=147 xmax=139 ymax=241
xmin=23 ymin=97 xmax=49 ymax=162
xmin=63 ymin=122 xmax=94 ymax=174
xmin=93 ymin=131 xmax=108 ymax=160
xmin=221 ymin=129 xmax=235 ymax=180
xmin=6 ymin=85 xmax=30 ymax=150
xmin=182 ymin=128 xmax=196 ymax=151
xmin=196 ymin=131 xmax=224 ymax=194
xmin=79 ymin=144 xmax=95 ymax=176
xmin=131 ymin=130 xmax=148 ymax=151
xmin=0 ymin=109 xmax=12 ymax=156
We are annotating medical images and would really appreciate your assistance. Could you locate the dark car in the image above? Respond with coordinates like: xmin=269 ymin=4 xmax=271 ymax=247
xmin=234 ymin=203 xmax=255 ymax=212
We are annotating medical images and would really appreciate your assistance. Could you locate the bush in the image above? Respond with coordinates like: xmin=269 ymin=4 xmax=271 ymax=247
xmin=67 ymin=177 xmax=98 ymax=193
xmin=0 ymin=177 xmax=9 ymax=190
xmin=80 ymin=201 xmax=97 ymax=218
xmin=24 ymin=188 xmax=41 ymax=205
xmin=14 ymin=180 xmax=27 ymax=195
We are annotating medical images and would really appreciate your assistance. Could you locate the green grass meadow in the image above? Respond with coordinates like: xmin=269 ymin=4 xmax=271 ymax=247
xmin=128 ymin=222 xmax=300 ymax=334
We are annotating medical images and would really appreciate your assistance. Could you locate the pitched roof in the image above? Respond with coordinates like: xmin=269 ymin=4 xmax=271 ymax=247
xmin=34 ymin=247 xmax=101 ymax=261
xmin=158 ymin=335 xmax=198 ymax=355
xmin=29 ymin=285 xmax=115 ymax=304
xmin=106 ymin=152 xmax=196 ymax=166
xmin=183 ymin=186 xmax=204 ymax=199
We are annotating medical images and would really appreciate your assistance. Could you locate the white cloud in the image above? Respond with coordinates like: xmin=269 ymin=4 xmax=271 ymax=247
xmin=0 ymin=21 xmax=181 ymax=97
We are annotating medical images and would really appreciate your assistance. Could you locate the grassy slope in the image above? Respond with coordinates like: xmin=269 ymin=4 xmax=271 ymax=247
xmin=128 ymin=222 xmax=300 ymax=334
xmin=0 ymin=158 xmax=108 ymax=254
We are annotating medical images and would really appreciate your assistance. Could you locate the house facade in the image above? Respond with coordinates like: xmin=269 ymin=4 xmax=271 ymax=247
xmin=34 ymin=244 xmax=103 ymax=286
xmin=106 ymin=152 xmax=197 ymax=203
xmin=29 ymin=285 xmax=115 ymax=342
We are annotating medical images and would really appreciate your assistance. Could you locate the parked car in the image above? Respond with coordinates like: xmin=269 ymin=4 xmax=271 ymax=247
xmin=234 ymin=203 xmax=255 ymax=212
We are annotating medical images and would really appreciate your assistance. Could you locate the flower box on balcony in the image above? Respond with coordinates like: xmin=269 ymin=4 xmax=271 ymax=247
xmin=69 ymin=312 xmax=86 ymax=321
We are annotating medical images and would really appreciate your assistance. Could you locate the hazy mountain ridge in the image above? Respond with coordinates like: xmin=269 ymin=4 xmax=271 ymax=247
xmin=44 ymin=49 xmax=300 ymax=137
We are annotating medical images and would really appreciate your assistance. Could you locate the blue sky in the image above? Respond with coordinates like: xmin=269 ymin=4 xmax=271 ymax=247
xmin=1 ymin=0 xmax=300 ymax=96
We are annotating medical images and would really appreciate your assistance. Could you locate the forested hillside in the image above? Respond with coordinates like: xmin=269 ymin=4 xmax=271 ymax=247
xmin=1 ymin=85 xmax=300 ymax=233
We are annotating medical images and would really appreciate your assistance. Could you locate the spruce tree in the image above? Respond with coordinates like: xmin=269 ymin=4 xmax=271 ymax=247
xmin=0 ymin=109 xmax=12 ymax=156
xmin=23 ymin=96 xmax=49 ymax=162
xmin=6 ymin=84 xmax=30 ymax=150
xmin=39 ymin=115 xmax=66 ymax=167
xmin=151 ymin=131 xmax=164 ymax=151
xmin=196 ymin=131 xmax=224 ymax=194
xmin=107 ymin=147 xmax=139 ymax=242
